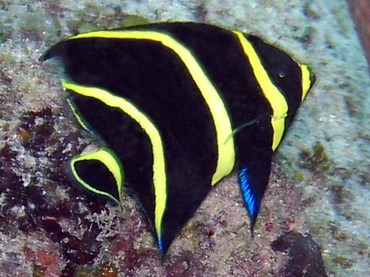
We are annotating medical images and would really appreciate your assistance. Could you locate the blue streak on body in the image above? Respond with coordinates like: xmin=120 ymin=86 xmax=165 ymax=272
xmin=239 ymin=167 xmax=260 ymax=224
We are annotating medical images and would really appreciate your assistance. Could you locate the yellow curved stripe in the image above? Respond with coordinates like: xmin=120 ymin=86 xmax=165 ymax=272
xmin=66 ymin=98 xmax=93 ymax=133
xmin=68 ymin=29 xmax=235 ymax=185
xmin=234 ymin=31 xmax=289 ymax=151
xmin=300 ymin=63 xmax=312 ymax=101
xmin=71 ymin=148 xmax=123 ymax=205
xmin=63 ymin=81 xmax=166 ymax=240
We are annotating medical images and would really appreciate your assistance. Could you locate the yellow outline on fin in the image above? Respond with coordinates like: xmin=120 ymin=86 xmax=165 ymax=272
xmin=70 ymin=147 xmax=124 ymax=205
xmin=63 ymin=81 xmax=167 ymax=245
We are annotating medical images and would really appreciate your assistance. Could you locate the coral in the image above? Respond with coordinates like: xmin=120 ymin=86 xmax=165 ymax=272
xmin=271 ymin=231 xmax=327 ymax=276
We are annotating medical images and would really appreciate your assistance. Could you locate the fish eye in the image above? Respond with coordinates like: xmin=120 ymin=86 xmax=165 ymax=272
xmin=278 ymin=70 xmax=287 ymax=78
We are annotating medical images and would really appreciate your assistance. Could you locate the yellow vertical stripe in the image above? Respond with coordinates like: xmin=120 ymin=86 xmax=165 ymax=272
xmin=69 ymin=30 xmax=236 ymax=185
xmin=300 ymin=63 xmax=312 ymax=101
xmin=234 ymin=31 xmax=289 ymax=151
xmin=62 ymin=81 xmax=167 ymax=240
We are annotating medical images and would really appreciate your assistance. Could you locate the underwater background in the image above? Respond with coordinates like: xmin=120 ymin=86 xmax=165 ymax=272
xmin=0 ymin=0 xmax=369 ymax=276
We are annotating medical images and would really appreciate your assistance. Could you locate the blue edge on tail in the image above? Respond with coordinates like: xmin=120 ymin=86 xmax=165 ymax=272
xmin=239 ymin=167 xmax=260 ymax=234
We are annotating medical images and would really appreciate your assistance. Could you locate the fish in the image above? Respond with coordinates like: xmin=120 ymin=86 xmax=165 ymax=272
xmin=40 ymin=22 xmax=315 ymax=254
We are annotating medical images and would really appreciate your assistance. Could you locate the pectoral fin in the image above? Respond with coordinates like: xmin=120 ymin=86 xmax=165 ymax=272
xmin=70 ymin=147 xmax=124 ymax=205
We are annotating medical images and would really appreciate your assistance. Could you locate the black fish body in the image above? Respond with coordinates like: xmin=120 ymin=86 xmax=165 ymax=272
xmin=41 ymin=22 xmax=315 ymax=254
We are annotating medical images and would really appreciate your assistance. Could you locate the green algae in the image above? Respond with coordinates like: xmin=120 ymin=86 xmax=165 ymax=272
xmin=299 ymin=141 xmax=332 ymax=173
xmin=332 ymin=256 xmax=353 ymax=269
xmin=121 ymin=14 xmax=150 ymax=27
